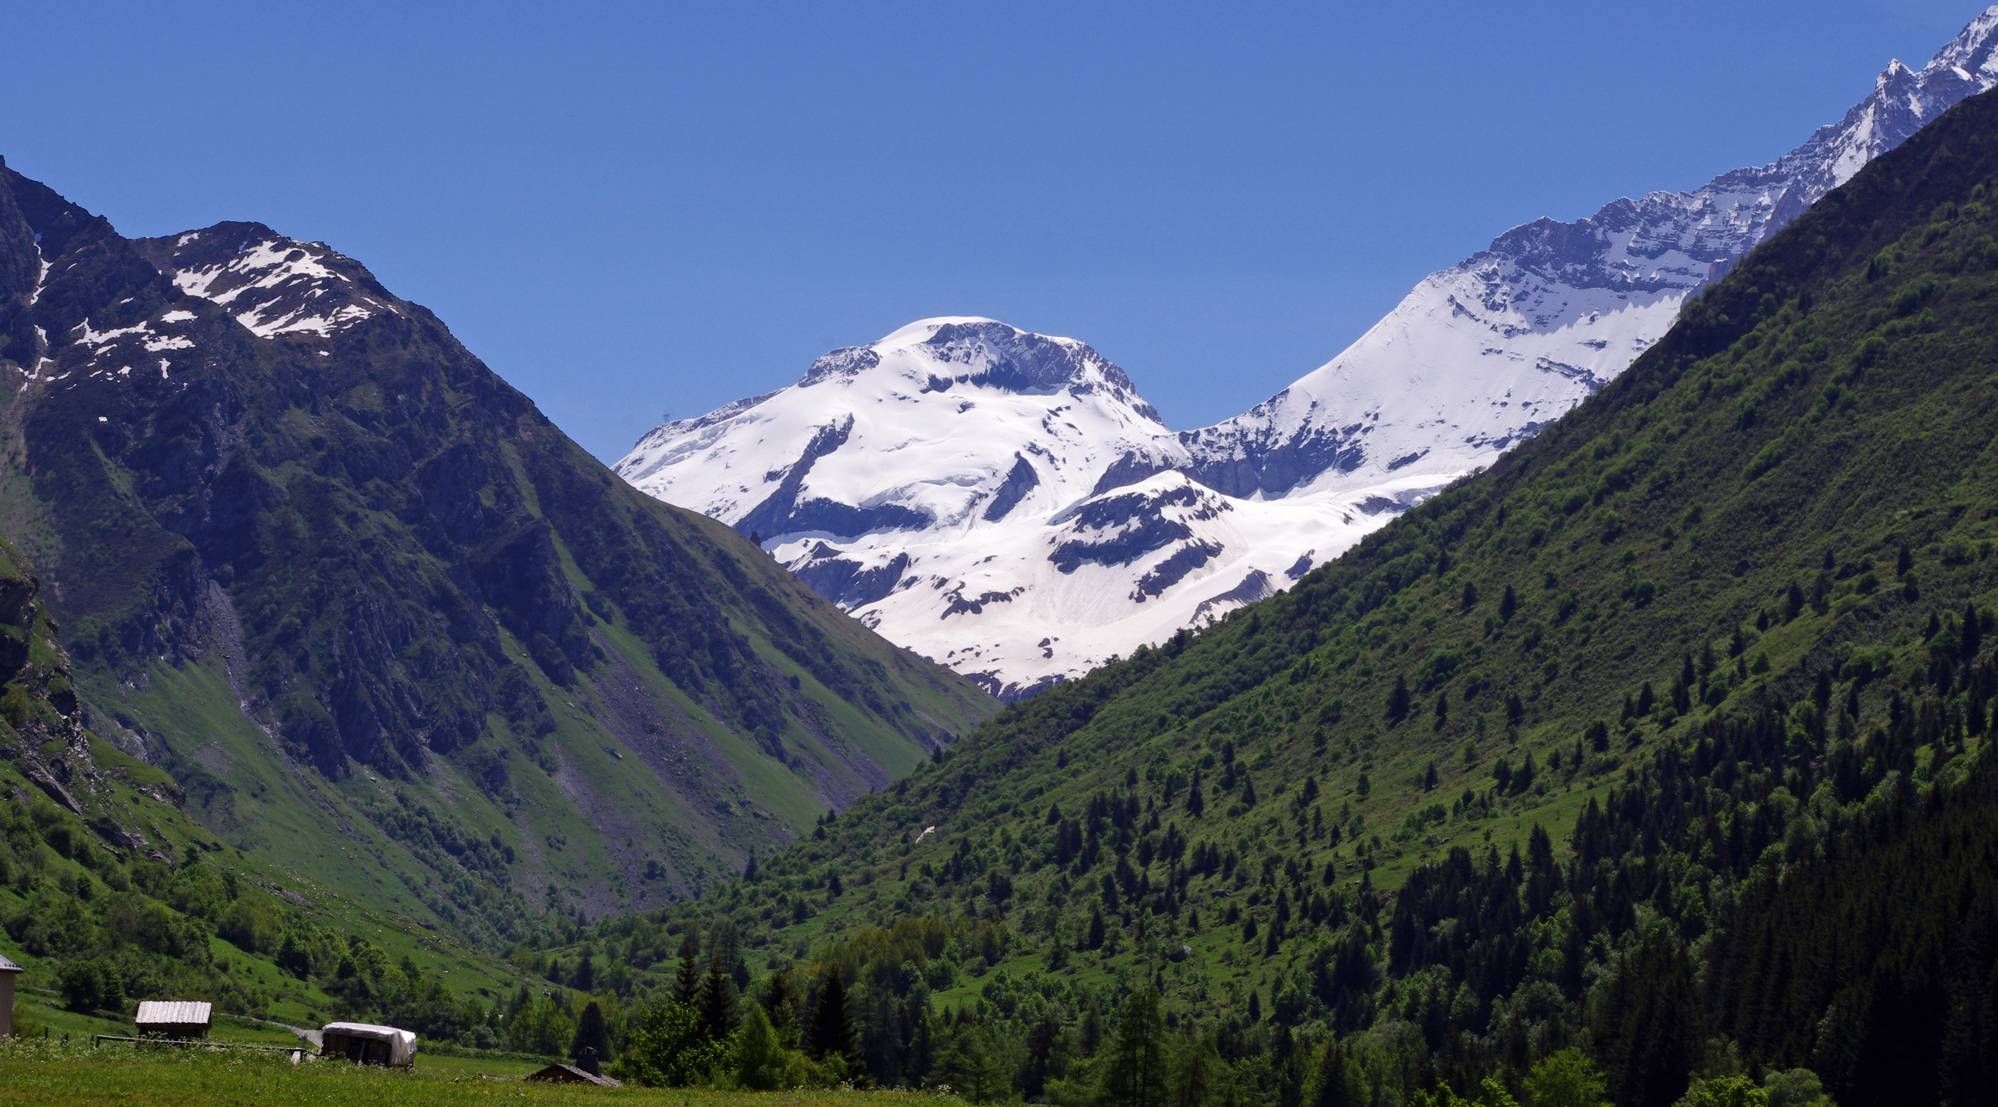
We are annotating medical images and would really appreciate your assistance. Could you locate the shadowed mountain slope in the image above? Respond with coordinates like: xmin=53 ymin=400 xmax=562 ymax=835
xmin=0 ymin=160 xmax=994 ymax=935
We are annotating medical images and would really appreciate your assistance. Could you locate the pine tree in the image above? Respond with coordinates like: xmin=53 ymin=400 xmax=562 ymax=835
xmin=1587 ymin=720 xmax=1610 ymax=752
xmin=1020 ymin=1009 xmax=1066 ymax=1101
xmin=1079 ymin=1002 xmax=1106 ymax=1055
xmin=1273 ymin=1025 xmax=1307 ymax=1107
xmin=758 ymin=969 xmax=799 ymax=1043
xmin=672 ymin=940 xmax=701 ymax=1007
xmin=1310 ymin=1042 xmax=1359 ymax=1107
xmin=1387 ymin=675 xmax=1412 ymax=723
xmin=807 ymin=965 xmax=855 ymax=1063
xmin=1172 ymin=1038 xmax=1218 ymax=1107
xmin=1099 ymin=989 xmax=1168 ymax=1107
xmin=697 ymin=950 xmax=739 ymax=1041
xmin=570 ymin=1000 xmax=612 ymax=1070
xmin=1594 ymin=934 xmax=1699 ymax=1107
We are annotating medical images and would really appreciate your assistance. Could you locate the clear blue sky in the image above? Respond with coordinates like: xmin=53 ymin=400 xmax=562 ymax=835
xmin=4 ymin=1 xmax=1984 ymax=459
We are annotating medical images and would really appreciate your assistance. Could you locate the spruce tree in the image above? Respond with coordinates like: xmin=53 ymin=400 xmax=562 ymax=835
xmin=672 ymin=940 xmax=701 ymax=1007
xmin=697 ymin=950 xmax=739 ymax=1041
xmin=570 ymin=1000 xmax=612 ymax=1069
xmin=1387 ymin=675 xmax=1412 ymax=723
xmin=807 ymin=965 xmax=856 ymax=1063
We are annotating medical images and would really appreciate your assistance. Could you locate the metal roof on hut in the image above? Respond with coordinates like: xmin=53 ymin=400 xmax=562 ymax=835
xmin=135 ymin=1000 xmax=213 ymax=1038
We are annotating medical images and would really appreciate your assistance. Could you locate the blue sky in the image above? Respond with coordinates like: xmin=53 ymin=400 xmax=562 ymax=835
xmin=4 ymin=1 xmax=1985 ymax=459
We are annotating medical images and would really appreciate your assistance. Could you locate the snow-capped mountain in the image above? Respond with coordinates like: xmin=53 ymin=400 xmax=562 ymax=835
xmin=617 ymin=315 xmax=1481 ymax=697
xmin=619 ymin=9 xmax=1998 ymax=697
xmin=1169 ymin=8 xmax=1998 ymax=504
xmin=619 ymin=317 xmax=1176 ymax=550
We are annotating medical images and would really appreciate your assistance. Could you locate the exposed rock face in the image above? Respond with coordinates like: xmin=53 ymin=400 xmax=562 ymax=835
xmin=0 ymin=541 xmax=97 ymax=813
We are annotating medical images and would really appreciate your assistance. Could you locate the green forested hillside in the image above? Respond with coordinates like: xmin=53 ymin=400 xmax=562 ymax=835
xmin=0 ymin=160 xmax=993 ymax=942
xmin=0 ymin=537 xmax=537 ymax=1043
xmin=564 ymin=88 xmax=1998 ymax=1105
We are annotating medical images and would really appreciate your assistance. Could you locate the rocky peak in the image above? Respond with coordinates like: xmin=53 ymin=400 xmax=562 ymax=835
xmin=792 ymin=316 xmax=1163 ymax=421
xmin=135 ymin=221 xmax=401 ymax=340
xmin=1931 ymin=5 xmax=1998 ymax=76
xmin=917 ymin=318 xmax=1159 ymax=418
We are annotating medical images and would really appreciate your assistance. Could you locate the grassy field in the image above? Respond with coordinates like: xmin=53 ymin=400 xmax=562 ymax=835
xmin=0 ymin=1038 xmax=968 ymax=1106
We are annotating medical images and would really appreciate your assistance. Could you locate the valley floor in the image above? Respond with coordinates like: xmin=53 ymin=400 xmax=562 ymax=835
xmin=0 ymin=1039 xmax=969 ymax=1106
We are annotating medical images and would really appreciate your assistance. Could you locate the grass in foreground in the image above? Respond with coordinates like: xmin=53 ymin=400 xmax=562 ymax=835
xmin=0 ymin=1039 xmax=967 ymax=1107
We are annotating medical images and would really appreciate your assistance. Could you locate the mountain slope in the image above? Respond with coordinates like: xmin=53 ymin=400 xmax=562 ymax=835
xmin=0 ymin=536 xmax=529 ymax=1036
xmin=619 ymin=9 xmax=1998 ymax=698
xmin=0 ymin=159 xmax=994 ymax=933
xmin=629 ymin=81 xmax=1998 ymax=1102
